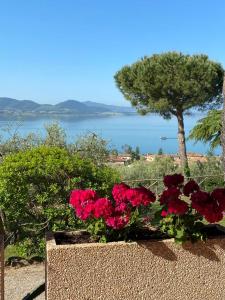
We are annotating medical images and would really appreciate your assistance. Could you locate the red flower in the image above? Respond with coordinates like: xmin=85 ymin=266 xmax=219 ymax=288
xmin=211 ymin=188 xmax=225 ymax=211
xmin=183 ymin=180 xmax=199 ymax=196
xmin=191 ymin=190 xmax=224 ymax=223
xmin=106 ymin=214 xmax=130 ymax=230
xmin=204 ymin=203 xmax=223 ymax=223
xmin=70 ymin=189 xmax=97 ymax=209
xmin=93 ymin=198 xmax=113 ymax=219
xmin=69 ymin=189 xmax=98 ymax=220
xmin=76 ymin=201 xmax=95 ymax=220
xmin=115 ymin=202 xmax=129 ymax=214
xmin=167 ymin=199 xmax=188 ymax=215
xmin=159 ymin=187 xmax=181 ymax=205
xmin=161 ymin=210 xmax=168 ymax=217
xmin=112 ymin=183 xmax=130 ymax=204
xmin=125 ymin=187 xmax=155 ymax=207
xmin=191 ymin=191 xmax=211 ymax=215
xmin=163 ymin=174 xmax=184 ymax=188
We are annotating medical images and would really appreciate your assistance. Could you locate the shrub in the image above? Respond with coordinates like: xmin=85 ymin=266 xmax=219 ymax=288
xmin=0 ymin=146 xmax=120 ymax=257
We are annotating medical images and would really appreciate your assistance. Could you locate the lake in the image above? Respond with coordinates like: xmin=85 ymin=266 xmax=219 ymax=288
xmin=0 ymin=114 xmax=221 ymax=155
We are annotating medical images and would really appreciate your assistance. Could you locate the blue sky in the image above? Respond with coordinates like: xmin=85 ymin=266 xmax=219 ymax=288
xmin=0 ymin=0 xmax=225 ymax=106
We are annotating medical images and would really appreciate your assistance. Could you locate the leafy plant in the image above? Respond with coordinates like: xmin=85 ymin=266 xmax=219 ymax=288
xmin=69 ymin=183 xmax=156 ymax=242
xmin=0 ymin=146 xmax=120 ymax=256
xmin=189 ymin=110 xmax=222 ymax=149
xmin=69 ymin=174 xmax=225 ymax=244
xmin=158 ymin=174 xmax=225 ymax=243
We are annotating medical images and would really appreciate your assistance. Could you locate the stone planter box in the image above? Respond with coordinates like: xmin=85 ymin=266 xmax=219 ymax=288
xmin=46 ymin=231 xmax=225 ymax=300
xmin=0 ymin=235 xmax=4 ymax=300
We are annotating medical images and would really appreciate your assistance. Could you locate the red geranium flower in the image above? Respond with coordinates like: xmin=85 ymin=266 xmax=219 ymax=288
xmin=93 ymin=198 xmax=113 ymax=219
xmin=115 ymin=202 xmax=129 ymax=214
xmin=161 ymin=210 xmax=168 ymax=217
xmin=204 ymin=202 xmax=223 ymax=223
xmin=159 ymin=187 xmax=181 ymax=205
xmin=191 ymin=191 xmax=211 ymax=215
xmin=106 ymin=214 xmax=130 ymax=230
xmin=183 ymin=180 xmax=199 ymax=196
xmin=163 ymin=174 xmax=184 ymax=188
xmin=112 ymin=183 xmax=130 ymax=204
xmin=69 ymin=189 xmax=98 ymax=220
xmin=70 ymin=189 xmax=97 ymax=209
xmin=167 ymin=199 xmax=188 ymax=215
xmin=75 ymin=201 xmax=95 ymax=220
xmin=125 ymin=187 xmax=155 ymax=207
xmin=211 ymin=188 xmax=225 ymax=211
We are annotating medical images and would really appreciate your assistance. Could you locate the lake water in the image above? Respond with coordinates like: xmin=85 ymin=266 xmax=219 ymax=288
xmin=0 ymin=114 xmax=221 ymax=155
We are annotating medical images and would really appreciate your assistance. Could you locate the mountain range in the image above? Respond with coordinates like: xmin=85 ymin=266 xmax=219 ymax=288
xmin=0 ymin=97 xmax=135 ymax=116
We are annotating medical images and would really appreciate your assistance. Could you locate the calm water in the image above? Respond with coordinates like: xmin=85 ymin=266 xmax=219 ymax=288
xmin=0 ymin=114 xmax=221 ymax=155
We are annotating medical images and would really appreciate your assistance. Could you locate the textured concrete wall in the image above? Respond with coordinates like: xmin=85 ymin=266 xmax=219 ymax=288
xmin=0 ymin=235 xmax=4 ymax=300
xmin=46 ymin=232 xmax=225 ymax=300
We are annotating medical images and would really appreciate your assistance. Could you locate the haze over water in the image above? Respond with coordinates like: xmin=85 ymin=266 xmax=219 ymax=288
xmin=0 ymin=114 xmax=221 ymax=155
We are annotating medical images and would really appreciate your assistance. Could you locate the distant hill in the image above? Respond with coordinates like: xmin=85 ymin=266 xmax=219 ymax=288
xmin=0 ymin=97 xmax=135 ymax=116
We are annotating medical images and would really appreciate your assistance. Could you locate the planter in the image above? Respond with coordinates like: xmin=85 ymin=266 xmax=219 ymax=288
xmin=0 ymin=235 xmax=3 ymax=300
xmin=46 ymin=230 xmax=225 ymax=300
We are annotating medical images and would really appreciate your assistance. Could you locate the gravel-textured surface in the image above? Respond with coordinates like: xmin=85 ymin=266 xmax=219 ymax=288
xmin=5 ymin=264 xmax=45 ymax=300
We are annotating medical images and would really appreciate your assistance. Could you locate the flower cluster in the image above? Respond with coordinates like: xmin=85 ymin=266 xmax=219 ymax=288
xmin=160 ymin=174 xmax=225 ymax=223
xmin=159 ymin=174 xmax=225 ymax=243
xmin=69 ymin=175 xmax=225 ymax=244
xmin=70 ymin=183 xmax=155 ymax=232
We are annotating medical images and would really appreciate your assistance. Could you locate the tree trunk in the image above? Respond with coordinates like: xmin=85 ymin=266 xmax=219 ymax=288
xmin=176 ymin=111 xmax=190 ymax=176
xmin=221 ymin=75 xmax=225 ymax=181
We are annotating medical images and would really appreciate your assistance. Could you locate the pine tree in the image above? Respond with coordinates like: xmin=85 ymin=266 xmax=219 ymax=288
xmin=115 ymin=52 xmax=224 ymax=175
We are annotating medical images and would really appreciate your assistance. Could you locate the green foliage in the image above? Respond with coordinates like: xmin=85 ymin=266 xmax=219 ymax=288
xmin=189 ymin=110 xmax=222 ymax=149
xmin=115 ymin=155 xmax=223 ymax=193
xmin=189 ymin=155 xmax=224 ymax=192
xmin=72 ymin=132 xmax=110 ymax=164
xmin=0 ymin=122 xmax=113 ymax=166
xmin=83 ymin=207 xmax=151 ymax=243
xmin=0 ymin=122 xmax=41 ymax=156
xmin=0 ymin=146 xmax=120 ymax=256
xmin=160 ymin=214 xmax=205 ymax=244
xmin=157 ymin=148 xmax=164 ymax=155
xmin=122 ymin=144 xmax=141 ymax=162
xmin=115 ymin=51 xmax=224 ymax=173
xmin=43 ymin=122 xmax=67 ymax=147
xmin=111 ymin=149 xmax=118 ymax=156
xmin=116 ymin=156 xmax=178 ymax=180
xmin=115 ymin=52 xmax=224 ymax=116
xmin=16 ymin=237 xmax=46 ymax=258
xmin=0 ymin=121 xmax=67 ymax=157
xmin=115 ymin=157 xmax=179 ymax=194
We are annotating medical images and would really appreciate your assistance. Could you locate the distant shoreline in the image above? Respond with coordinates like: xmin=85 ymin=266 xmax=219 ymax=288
xmin=0 ymin=111 xmax=137 ymax=119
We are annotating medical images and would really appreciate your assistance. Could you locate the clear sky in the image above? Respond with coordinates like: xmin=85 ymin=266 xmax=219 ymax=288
xmin=0 ymin=0 xmax=225 ymax=105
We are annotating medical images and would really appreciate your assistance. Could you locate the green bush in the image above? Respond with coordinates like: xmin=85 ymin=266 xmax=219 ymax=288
xmin=0 ymin=146 xmax=120 ymax=257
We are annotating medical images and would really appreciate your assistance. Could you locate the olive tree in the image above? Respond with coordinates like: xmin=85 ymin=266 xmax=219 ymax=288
xmin=115 ymin=52 xmax=224 ymax=175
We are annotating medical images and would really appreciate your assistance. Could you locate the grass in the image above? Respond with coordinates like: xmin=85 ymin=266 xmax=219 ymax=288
xmin=4 ymin=244 xmax=21 ymax=261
